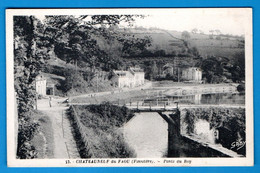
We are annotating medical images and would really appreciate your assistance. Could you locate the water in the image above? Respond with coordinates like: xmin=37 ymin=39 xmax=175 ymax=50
xmin=123 ymin=112 xmax=168 ymax=158
xmin=164 ymin=93 xmax=245 ymax=105
xmin=123 ymin=92 xmax=245 ymax=158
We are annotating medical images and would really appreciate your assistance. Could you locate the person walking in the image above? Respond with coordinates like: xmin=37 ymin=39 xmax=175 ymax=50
xmin=49 ymin=96 xmax=52 ymax=107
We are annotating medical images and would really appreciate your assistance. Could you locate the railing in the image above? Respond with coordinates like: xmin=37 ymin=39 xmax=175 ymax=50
xmin=165 ymin=86 xmax=238 ymax=96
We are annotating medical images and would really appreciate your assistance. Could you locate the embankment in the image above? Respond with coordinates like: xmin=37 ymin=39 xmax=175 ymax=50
xmin=67 ymin=103 xmax=136 ymax=158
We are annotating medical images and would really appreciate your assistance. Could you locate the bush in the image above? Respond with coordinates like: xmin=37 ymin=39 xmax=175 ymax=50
xmin=17 ymin=114 xmax=39 ymax=159
xmin=237 ymin=84 xmax=245 ymax=93
xmin=70 ymin=103 xmax=136 ymax=158
xmin=182 ymin=108 xmax=245 ymax=155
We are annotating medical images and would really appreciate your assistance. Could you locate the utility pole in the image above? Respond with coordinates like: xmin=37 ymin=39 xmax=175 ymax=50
xmin=35 ymin=80 xmax=37 ymax=110
xmin=96 ymin=70 xmax=99 ymax=92
xmin=178 ymin=67 xmax=180 ymax=83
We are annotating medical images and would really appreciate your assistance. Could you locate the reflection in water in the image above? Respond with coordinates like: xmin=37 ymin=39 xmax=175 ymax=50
xmin=167 ymin=93 xmax=245 ymax=105
xmin=123 ymin=112 xmax=168 ymax=158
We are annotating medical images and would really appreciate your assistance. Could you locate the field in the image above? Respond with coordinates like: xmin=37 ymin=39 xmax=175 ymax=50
xmin=129 ymin=28 xmax=244 ymax=58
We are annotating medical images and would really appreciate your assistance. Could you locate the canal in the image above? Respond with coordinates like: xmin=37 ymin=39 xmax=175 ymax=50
xmin=123 ymin=92 xmax=245 ymax=158
xmin=123 ymin=112 xmax=168 ymax=158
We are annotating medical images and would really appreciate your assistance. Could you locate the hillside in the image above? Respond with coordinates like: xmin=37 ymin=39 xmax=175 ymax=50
xmin=41 ymin=27 xmax=245 ymax=96
xmin=123 ymin=27 xmax=244 ymax=59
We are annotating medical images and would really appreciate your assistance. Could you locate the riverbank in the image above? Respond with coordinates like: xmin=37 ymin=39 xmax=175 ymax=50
xmin=71 ymin=89 xmax=158 ymax=104
xmin=68 ymin=103 xmax=136 ymax=158
xmin=71 ymin=82 xmax=240 ymax=105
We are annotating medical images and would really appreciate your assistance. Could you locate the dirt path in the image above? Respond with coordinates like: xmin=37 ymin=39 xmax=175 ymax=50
xmin=37 ymin=97 xmax=80 ymax=159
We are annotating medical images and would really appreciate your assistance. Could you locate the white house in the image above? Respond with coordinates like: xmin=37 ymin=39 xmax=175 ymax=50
xmin=111 ymin=67 xmax=145 ymax=88
xmin=129 ymin=67 xmax=145 ymax=86
xmin=182 ymin=67 xmax=202 ymax=82
xmin=36 ymin=73 xmax=56 ymax=96
xmin=36 ymin=74 xmax=47 ymax=96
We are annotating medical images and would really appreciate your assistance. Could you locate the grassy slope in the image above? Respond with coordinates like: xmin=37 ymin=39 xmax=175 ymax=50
xmin=72 ymin=104 xmax=136 ymax=158
xmin=128 ymin=28 xmax=244 ymax=58
xmin=30 ymin=110 xmax=54 ymax=158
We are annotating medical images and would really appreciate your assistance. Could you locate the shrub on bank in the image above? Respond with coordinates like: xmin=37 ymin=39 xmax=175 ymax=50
xmin=17 ymin=111 xmax=40 ymax=159
xmin=182 ymin=107 xmax=245 ymax=155
xmin=68 ymin=103 xmax=136 ymax=158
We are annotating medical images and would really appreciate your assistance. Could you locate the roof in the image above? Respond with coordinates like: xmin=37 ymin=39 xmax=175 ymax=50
xmin=183 ymin=67 xmax=202 ymax=71
xmin=36 ymin=74 xmax=46 ymax=81
xmin=113 ymin=70 xmax=133 ymax=77
xmin=163 ymin=63 xmax=174 ymax=68
xmin=113 ymin=67 xmax=144 ymax=78
xmin=129 ymin=67 xmax=144 ymax=73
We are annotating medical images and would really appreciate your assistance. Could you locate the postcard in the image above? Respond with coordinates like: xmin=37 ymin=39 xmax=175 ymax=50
xmin=6 ymin=8 xmax=253 ymax=167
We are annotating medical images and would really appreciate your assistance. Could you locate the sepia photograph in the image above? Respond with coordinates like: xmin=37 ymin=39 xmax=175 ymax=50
xmin=6 ymin=8 xmax=253 ymax=167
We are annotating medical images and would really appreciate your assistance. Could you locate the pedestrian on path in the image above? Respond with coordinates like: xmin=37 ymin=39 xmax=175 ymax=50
xmin=49 ymin=96 xmax=52 ymax=107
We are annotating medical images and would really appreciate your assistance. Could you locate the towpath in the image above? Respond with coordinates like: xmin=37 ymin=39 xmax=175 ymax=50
xmin=37 ymin=97 xmax=80 ymax=159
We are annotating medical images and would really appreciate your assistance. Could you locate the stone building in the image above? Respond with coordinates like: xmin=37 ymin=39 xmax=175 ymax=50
xmin=36 ymin=74 xmax=47 ymax=96
xmin=111 ymin=67 xmax=145 ymax=88
xmin=182 ymin=67 xmax=202 ymax=82
xmin=35 ymin=73 xmax=55 ymax=96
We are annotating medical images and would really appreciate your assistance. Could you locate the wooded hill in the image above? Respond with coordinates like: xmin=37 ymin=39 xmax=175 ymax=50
xmin=42 ymin=26 xmax=245 ymax=95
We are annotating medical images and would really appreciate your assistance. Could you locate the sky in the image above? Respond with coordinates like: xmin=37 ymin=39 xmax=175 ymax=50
xmin=34 ymin=8 xmax=251 ymax=36
xmin=130 ymin=9 xmax=250 ymax=36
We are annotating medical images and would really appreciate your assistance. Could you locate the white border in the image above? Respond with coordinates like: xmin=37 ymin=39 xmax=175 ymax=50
xmin=6 ymin=8 xmax=254 ymax=167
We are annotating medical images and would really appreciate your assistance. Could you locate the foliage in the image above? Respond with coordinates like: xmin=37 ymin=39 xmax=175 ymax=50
xmin=71 ymin=103 xmax=136 ymax=158
xmin=231 ymin=51 xmax=245 ymax=82
xmin=199 ymin=54 xmax=245 ymax=83
xmin=17 ymin=112 xmax=39 ymax=159
xmin=14 ymin=16 xmax=51 ymax=159
xmin=237 ymin=84 xmax=245 ymax=93
xmin=183 ymin=108 xmax=245 ymax=133
xmin=191 ymin=28 xmax=198 ymax=34
xmin=44 ymin=15 xmax=152 ymax=71
xmin=181 ymin=31 xmax=191 ymax=40
xmin=183 ymin=108 xmax=245 ymax=154
xmin=80 ymin=102 xmax=135 ymax=130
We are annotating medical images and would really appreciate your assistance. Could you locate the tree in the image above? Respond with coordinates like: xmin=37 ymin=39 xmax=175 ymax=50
xmin=200 ymin=57 xmax=223 ymax=83
xmin=44 ymin=15 xmax=151 ymax=71
xmin=199 ymin=30 xmax=204 ymax=34
xmin=190 ymin=46 xmax=200 ymax=57
xmin=14 ymin=14 xmax=150 ymax=158
xmin=151 ymin=61 xmax=159 ymax=80
xmin=209 ymin=30 xmax=215 ymax=35
xmin=181 ymin=31 xmax=191 ymax=40
xmin=230 ymin=51 xmax=245 ymax=82
xmin=14 ymin=16 xmax=51 ymax=159
xmin=215 ymin=29 xmax=221 ymax=35
xmin=191 ymin=28 xmax=198 ymax=34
